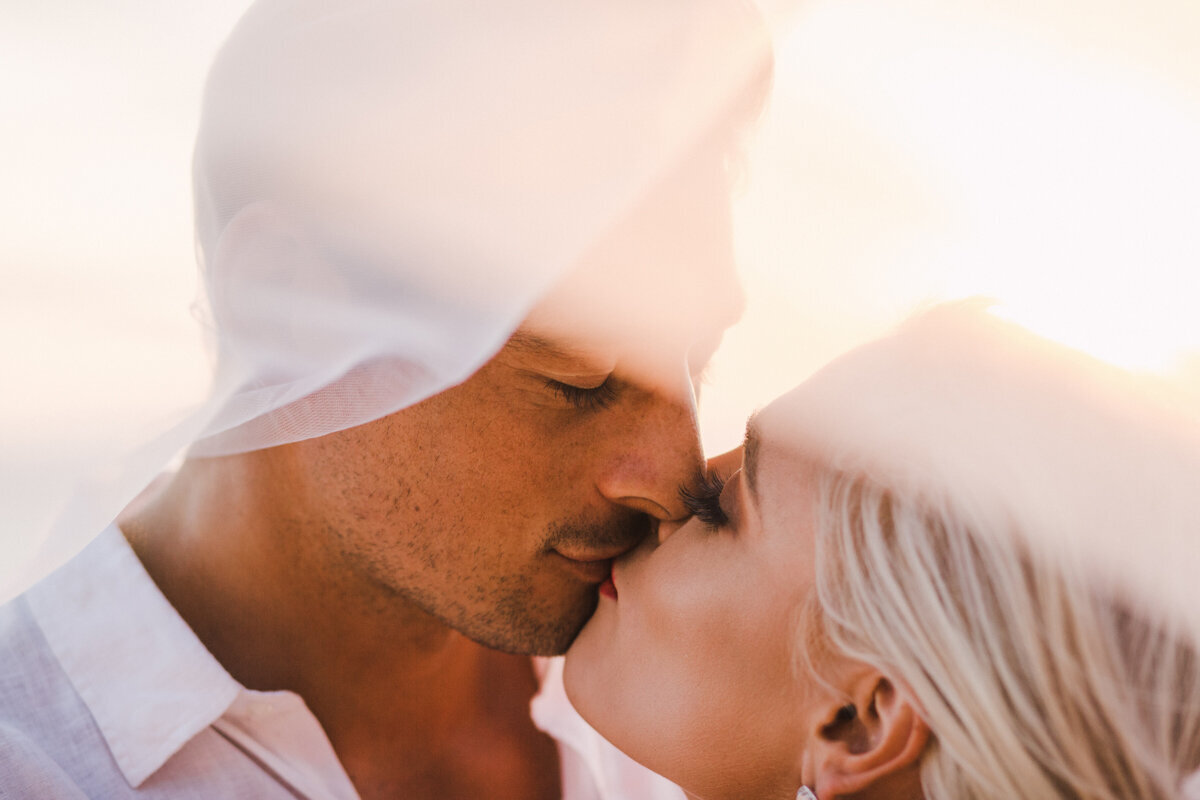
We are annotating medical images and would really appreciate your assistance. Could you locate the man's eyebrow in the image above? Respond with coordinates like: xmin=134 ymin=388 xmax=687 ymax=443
xmin=743 ymin=410 xmax=762 ymax=497
xmin=507 ymin=330 xmax=590 ymax=362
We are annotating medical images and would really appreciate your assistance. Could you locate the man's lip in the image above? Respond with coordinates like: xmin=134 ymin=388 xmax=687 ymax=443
xmin=552 ymin=551 xmax=620 ymax=583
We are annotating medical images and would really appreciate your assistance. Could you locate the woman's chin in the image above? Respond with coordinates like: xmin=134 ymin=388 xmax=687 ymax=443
xmin=565 ymin=608 xmax=709 ymax=798
xmin=564 ymin=594 xmax=643 ymax=763
xmin=562 ymin=601 xmax=609 ymax=717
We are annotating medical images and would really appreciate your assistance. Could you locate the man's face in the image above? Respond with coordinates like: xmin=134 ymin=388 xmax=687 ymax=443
xmin=288 ymin=154 xmax=743 ymax=655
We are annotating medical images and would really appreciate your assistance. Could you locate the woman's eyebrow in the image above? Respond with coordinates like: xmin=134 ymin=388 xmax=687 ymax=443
xmin=743 ymin=411 xmax=762 ymax=496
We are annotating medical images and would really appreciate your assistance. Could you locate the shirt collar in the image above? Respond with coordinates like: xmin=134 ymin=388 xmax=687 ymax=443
xmin=26 ymin=524 xmax=242 ymax=787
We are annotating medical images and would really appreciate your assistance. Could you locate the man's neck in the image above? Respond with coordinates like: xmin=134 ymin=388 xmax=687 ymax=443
xmin=120 ymin=453 xmax=561 ymax=800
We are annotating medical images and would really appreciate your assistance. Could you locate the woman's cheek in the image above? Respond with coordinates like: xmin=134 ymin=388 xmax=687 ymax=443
xmin=642 ymin=560 xmax=713 ymax=643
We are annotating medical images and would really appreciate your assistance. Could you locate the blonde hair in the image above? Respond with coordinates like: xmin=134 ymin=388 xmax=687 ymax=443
xmin=814 ymin=473 xmax=1200 ymax=799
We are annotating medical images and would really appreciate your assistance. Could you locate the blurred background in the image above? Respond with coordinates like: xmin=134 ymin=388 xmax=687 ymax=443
xmin=3 ymin=0 xmax=1199 ymax=569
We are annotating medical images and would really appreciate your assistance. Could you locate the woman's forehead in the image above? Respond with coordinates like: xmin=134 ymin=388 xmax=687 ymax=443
xmin=751 ymin=391 xmax=823 ymax=474
xmin=741 ymin=415 xmax=824 ymax=528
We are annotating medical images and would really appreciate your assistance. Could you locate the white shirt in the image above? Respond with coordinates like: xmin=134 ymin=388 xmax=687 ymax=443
xmin=0 ymin=525 xmax=684 ymax=800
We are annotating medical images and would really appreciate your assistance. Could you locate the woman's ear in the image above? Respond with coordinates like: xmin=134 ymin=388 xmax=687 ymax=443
xmin=807 ymin=672 xmax=929 ymax=800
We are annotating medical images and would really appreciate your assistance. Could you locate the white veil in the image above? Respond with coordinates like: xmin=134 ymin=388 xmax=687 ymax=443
xmin=2 ymin=0 xmax=778 ymax=600
xmin=5 ymin=0 xmax=1200 ymax=646
xmin=188 ymin=0 xmax=773 ymax=455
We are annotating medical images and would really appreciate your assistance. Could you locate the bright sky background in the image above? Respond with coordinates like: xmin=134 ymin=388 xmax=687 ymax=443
xmin=710 ymin=0 xmax=1200 ymax=451
xmin=3 ymin=0 xmax=1199 ymax=564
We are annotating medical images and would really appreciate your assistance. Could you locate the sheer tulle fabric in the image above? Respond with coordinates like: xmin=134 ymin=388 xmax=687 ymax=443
xmin=5 ymin=0 xmax=776 ymax=600
xmin=768 ymin=304 xmax=1200 ymax=642
xmin=8 ymin=0 xmax=1200 ymax=657
xmin=190 ymin=0 xmax=772 ymax=455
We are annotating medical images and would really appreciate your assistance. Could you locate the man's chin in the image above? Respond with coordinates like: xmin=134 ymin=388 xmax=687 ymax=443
xmin=464 ymin=589 xmax=599 ymax=657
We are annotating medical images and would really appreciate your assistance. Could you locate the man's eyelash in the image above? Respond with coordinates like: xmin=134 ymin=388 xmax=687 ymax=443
xmin=679 ymin=470 xmax=729 ymax=531
xmin=545 ymin=378 xmax=618 ymax=411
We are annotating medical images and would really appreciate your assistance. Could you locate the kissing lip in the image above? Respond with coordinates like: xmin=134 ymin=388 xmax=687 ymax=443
xmin=599 ymin=562 xmax=618 ymax=600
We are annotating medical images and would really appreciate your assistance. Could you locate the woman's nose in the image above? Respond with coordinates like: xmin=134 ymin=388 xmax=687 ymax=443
xmin=656 ymin=517 xmax=686 ymax=545
xmin=707 ymin=445 xmax=743 ymax=477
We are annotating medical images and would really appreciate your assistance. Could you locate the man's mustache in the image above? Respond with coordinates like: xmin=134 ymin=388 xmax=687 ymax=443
xmin=543 ymin=511 xmax=653 ymax=554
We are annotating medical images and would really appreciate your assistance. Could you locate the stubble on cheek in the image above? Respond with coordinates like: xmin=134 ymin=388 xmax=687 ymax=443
xmin=328 ymin=509 xmax=607 ymax=655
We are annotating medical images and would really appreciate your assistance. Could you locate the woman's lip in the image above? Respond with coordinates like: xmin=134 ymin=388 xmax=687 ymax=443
xmin=553 ymin=552 xmax=614 ymax=583
xmin=598 ymin=565 xmax=618 ymax=600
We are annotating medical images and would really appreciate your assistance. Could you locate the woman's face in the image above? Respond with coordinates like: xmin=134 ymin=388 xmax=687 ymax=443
xmin=563 ymin=416 xmax=824 ymax=800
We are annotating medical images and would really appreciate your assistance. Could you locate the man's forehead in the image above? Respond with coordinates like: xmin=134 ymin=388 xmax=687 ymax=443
xmin=511 ymin=143 xmax=744 ymax=365
xmin=519 ymin=245 xmax=745 ymax=363
xmin=516 ymin=276 xmax=744 ymax=368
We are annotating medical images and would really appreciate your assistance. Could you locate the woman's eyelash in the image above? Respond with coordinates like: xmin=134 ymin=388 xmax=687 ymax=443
xmin=545 ymin=378 xmax=618 ymax=411
xmin=679 ymin=470 xmax=729 ymax=531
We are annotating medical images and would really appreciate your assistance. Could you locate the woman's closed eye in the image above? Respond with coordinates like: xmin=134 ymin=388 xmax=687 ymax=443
xmin=679 ymin=470 xmax=730 ymax=531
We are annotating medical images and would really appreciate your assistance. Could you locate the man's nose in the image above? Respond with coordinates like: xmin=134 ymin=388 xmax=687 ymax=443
xmin=595 ymin=377 xmax=704 ymax=522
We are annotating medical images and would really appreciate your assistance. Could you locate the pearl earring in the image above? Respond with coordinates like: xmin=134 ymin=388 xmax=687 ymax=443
xmin=796 ymin=787 xmax=818 ymax=800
